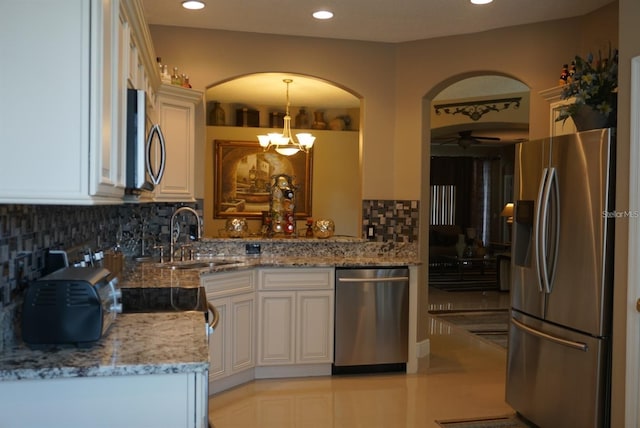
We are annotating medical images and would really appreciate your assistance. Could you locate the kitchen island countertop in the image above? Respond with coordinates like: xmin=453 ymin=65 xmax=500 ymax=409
xmin=119 ymin=254 xmax=420 ymax=289
xmin=0 ymin=311 xmax=208 ymax=381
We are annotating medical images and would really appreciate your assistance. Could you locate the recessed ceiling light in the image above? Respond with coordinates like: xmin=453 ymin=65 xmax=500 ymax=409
xmin=470 ymin=0 xmax=493 ymax=4
xmin=182 ymin=1 xmax=205 ymax=10
xmin=313 ymin=10 xmax=334 ymax=20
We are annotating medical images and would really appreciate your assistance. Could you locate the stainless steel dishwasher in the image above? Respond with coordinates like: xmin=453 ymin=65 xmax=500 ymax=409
xmin=333 ymin=267 xmax=409 ymax=374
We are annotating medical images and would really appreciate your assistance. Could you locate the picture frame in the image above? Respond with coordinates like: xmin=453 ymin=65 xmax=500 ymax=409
xmin=214 ymin=139 xmax=313 ymax=219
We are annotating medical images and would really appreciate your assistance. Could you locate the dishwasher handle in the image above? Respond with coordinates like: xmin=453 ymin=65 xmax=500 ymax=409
xmin=337 ymin=276 xmax=409 ymax=283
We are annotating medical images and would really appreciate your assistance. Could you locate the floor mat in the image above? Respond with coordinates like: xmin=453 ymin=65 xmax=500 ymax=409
xmin=430 ymin=309 xmax=509 ymax=348
xmin=436 ymin=414 xmax=533 ymax=427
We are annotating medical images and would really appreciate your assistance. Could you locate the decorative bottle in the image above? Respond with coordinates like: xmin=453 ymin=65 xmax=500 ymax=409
xmin=210 ymin=102 xmax=226 ymax=126
xmin=312 ymin=110 xmax=327 ymax=129
xmin=295 ymin=107 xmax=310 ymax=128
xmin=305 ymin=218 xmax=314 ymax=237
xmin=171 ymin=67 xmax=181 ymax=85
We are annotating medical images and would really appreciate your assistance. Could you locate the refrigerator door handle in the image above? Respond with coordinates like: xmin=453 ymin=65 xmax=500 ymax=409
xmin=547 ymin=167 xmax=560 ymax=292
xmin=511 ymin=317 xmax=588 ymax=352
xmin=539 ymin=167 xmax=559 ymax=294
xmin=534 ymin=168 xmax=549 ymax=293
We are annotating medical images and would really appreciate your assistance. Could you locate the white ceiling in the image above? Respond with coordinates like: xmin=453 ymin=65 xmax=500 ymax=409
xmin=142 ymin=0 xmax=613 ymax=44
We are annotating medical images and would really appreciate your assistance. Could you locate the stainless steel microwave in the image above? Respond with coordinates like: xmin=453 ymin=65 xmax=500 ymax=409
xmin=126 ymin=89 xmax=166 ymax=193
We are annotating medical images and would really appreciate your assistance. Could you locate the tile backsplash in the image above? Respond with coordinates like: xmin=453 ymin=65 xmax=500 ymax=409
xmin=0 ymin=202 xmax=200 ymax=350
xmin=0 ymin=199 xmax=419 ymax=351
xmin=362 ymin=199 xmax=419 ymax=243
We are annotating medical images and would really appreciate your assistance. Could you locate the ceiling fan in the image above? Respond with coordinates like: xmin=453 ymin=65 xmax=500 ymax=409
xmin=433 ymin=130 xmax=501 ymax=149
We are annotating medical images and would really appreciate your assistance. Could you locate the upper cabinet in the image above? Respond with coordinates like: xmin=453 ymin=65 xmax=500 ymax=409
xmin=0 ymin=0 xmax=159 ymax=205
xmin=539 ymin=86 xmax=577 ymax=137
xmin=154 ymin=84 xmax=203 ymax=202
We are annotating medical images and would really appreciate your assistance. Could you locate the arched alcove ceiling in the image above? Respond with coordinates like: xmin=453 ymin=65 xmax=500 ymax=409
xmin=205 ymin=73 xmax=361 ymax=109
xmin=431 ymin=75 xmax=530 ymax=146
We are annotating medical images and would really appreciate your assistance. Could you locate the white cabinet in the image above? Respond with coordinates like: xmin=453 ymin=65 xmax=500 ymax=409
xmin=154 ymin=84 xmax=203 ymax=202
xmin=0 ymin=0 xmax=158 ymax=205
xmin=540 ymin=86 xmax=577 ymax=137
xmin=0 ymin=0 xmax=120 ymax=204
xmin=257 ymin=268 xmax=334 ymax=367
xmin=0 ymin=372 xmax=208 ymax=428
xmin=258 ymin=290 xmax=296 ymax=364
xmin=202 ymin=269 xmax=255 ymax=393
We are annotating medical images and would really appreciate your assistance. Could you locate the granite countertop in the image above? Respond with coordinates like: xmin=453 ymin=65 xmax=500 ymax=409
xmin=119 ymin=254 xmax=420 ymax=289
xmin=0 ymin=251 xmax=417 ymax=382
xmin=0 ymin=312 xmax=208 ymax=381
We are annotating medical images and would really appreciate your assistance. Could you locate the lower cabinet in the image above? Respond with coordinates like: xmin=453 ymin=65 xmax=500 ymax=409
xmin=208 ymin=293 xmax=254 ymax=378
xmin=0 ymin=372 xmax=208 ymax=428
xmin=204 ymin=267 xmax=335 ymax=393
xmin=202 ymin=269 xmax=256 ymax=393
xmin=257 ymin=268 xmax=335 ymax=367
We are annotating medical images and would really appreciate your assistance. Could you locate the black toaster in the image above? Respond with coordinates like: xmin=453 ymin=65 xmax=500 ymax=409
xmin=22 ymin=267 xmax=122 ymax=347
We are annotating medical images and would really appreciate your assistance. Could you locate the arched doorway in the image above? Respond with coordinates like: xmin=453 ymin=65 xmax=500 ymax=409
xmin=424 ymin=73 xmax=529 ymax=338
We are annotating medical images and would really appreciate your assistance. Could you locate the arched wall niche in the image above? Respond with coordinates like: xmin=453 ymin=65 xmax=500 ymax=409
xmin=202 ymin=72 xmax=363 ymax=238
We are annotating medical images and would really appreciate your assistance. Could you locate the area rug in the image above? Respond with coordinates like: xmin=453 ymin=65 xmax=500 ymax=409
xmin=430 ymin=309 xmax=509 ymax=348
xmin=436 ymin=414 xmax=533 ymax=427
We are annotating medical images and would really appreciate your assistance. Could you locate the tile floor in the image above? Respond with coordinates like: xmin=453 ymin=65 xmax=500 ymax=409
xmin=208 ymin=287 xmax=514 ymax=428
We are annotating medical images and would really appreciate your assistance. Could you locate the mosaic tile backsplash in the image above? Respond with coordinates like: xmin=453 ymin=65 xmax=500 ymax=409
xmin=362 ymin=199 xmax=419 ymax=243
xmin=0 ymin=199 xmax=418 ymax=351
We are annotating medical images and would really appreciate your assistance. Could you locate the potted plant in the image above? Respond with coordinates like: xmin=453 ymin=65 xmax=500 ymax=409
xmin=556 ymin=45 xmax=618 ymax=131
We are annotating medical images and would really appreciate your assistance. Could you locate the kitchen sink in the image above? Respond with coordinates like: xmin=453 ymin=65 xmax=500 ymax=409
xmin=121 ymin=286 xmax=208 ymax=313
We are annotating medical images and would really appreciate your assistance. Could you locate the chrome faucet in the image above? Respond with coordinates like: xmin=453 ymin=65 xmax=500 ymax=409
xmin=170 ymin=206 xmax=202 ymax=262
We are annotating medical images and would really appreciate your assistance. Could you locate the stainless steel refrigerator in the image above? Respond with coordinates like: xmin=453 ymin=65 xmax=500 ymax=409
xmin=506 ymin=128 xmax=615 ymax=428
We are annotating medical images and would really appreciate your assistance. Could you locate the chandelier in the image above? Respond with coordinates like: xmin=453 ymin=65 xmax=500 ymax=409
xmin=257 ymin=79 xmax=315 ymax=156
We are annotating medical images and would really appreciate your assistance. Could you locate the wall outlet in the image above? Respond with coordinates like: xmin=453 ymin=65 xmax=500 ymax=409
xmin=367 ymin=226 xmax=376 ymax=239
xmin=246 ymin=244 xmax=261 ymax=255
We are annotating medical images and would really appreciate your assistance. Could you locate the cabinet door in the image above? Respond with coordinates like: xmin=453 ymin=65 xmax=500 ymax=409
xmin=204 ymin=270 xmax=256 ymax=380
xmin=296 ymin=290 xmax=334 ymax=363
xmin=258 ymin=291 xmax=296 ymax=365
xmin=0 ymin=373 xmax=205 ymax=428
xmin=90 ymin=0 xmax=126 ymax=198
xmin=550 ymin=99 xmax=577 ymax=137
xmin=230 ymin=294 xmax=255 ymax=373
xmin=207 ymin=296 xmax=228 ymax=380
xmin=154 ymin=84 xmax=202 ymax=202
xmin=0 ymin=0 xmax=126 ymax=204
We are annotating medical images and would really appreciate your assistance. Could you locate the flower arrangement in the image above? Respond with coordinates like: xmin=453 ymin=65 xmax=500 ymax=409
xmin=556 ymin=45 xmax=618 ymax=126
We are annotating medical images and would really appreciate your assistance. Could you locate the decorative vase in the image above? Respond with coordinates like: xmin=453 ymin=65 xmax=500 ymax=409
xmin=312 ymin=111 xmax=327 ymax=130
xmin=571 ymin=105 xmax=612 ymax=132
xmin=455 ymin=234 xmax=466 ymax=258
xmin=314 ymin=219 xmax=335 ymax=239
xmin=210 ymin=101 xmax=226 ymax=126
xmin=295 ymin=107 xmax=310 ymax=128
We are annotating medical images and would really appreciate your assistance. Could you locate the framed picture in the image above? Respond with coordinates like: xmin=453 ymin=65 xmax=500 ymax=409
xmin=214 ymin=140 xmax=313 ymax=219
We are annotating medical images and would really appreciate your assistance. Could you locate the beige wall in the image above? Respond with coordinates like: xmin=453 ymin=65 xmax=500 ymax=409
xmin=149 ymin=27 xmax=396 ymax=199
xmin=150 ymin=4 xmax=617 ymax=202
